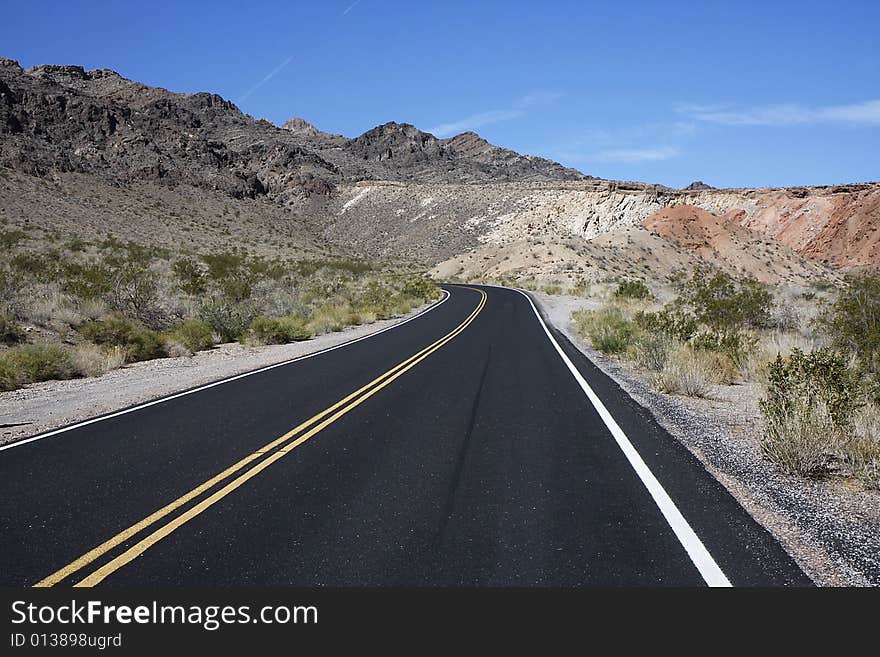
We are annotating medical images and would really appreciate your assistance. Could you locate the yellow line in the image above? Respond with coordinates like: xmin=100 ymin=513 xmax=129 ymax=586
xmin=35 ymin=287 xmax=486 ymax=587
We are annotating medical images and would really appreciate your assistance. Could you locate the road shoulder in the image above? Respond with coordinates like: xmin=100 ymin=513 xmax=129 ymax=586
xmin=531 ymin=290 xmax=880 ymax=587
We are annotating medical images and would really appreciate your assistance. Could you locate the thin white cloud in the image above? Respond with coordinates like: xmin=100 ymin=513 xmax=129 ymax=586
xmin=679 ymin=99 xmax=880 ymax=126
xmin=514 ymin=91 xmax=564 ymax=109
xmin=429 ymin=109 xmax=525 ymax=137
xmin=236 ymin=55 xmax=294 ymax=104
xmin=342 ymin=0 xmax=361 ymax=15
xmin=428 ymin=91 xmax=561 ymax=137
xmin=595 ymin=147 xmax=680 ymax=163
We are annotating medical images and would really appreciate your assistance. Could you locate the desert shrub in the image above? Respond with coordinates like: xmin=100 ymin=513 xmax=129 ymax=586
xmin=692 ymin=330 xmax=758 ymax=368
xmin=759 ymin=349 xmax=861 ymax=476
xmin=680 ymin=269 xmax=772 ymax=332
xmin=770 ymin=304 xmax=801 ymax=332
xmin=78 ymin=315 xmax=141 ymax=346
xmin=541 ymin=284 xmax=563 ymax=296
xmin=197 ymin=298 xmax=256 ymax=342
xmin=651 ymin=347 xmax=715 ymax=398
xmin=0 ymin=357 xmax=17 ymax=391
xmin=308 ymin=303 xmax=350 ymax=334
xmin=201 ymin=252 xmax=261 ymax=302
xmin=172 ymin=257 xmax=208 ymax=296
xmin=164 ymin=319 xmax=215 ymax=353
xmin=634 ymin=307 xmax=698 ymax=342
xmin=356 ymin=282 xmax=396 ymax=320
xmin=634 ymin=333 xmax=675 ymax=372
xmin=1 ymin=311 xmax=25 ymax=345
xmin=0 ymin=344 xmax=78 ymax=386
xmin=0 ymin=229 xmax=27 ymax=248
xmin=850 ymin=404 xmax=880 ymax=489
xmin=761 ymin=348 xmax=861 ymax=428
xmin=78 ymin=316 xmax=165 ymax=363
xmin=105 ymin=259 xmax=160 ymax=326
xmin=761 ymin=397 xmax=842 ymax=476
xmin=574 ymin=306 xmax=636 ymax=355
xmin=821 ymin=272 xmax=880 ymax=372
xmin=615 ymin=279 xmax=652 ymax=300
xmin=401 ymin=276 xmax=440 ymax=301
xmin=72 ymin=343 xmax=126 ymax=377
xmin=249 ymin=315 xmax=311 ymax=345
xmin=59 ymin=260 xmax=112 ymax=299
xmin=11 ymin=252 xmax=62 ymax=283
xmin=123 ymin=329 xmax=165 ymax=362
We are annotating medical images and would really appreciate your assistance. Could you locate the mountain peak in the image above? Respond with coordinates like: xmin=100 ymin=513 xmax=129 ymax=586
xmin=683 ymin=180 xmax=715 ymax=191
xmin=281 ymin=117 xmax=320 ymax=136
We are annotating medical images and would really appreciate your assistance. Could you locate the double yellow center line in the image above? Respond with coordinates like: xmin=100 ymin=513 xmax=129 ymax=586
xmin=36 ymin=287 xmax=487 ymax=587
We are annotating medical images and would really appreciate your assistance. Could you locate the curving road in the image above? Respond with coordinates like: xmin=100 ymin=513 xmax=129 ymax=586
xmin=0 ymin=285 xmax=810 ymax=586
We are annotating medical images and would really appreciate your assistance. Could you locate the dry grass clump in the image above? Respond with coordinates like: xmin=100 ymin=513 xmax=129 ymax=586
xmin=849 ymin=404 xmax=880 ymax=489
xmin=72 ymin=343 xmax=126 ymax=377
xmin=650 ymin=346 xmax=716 ymax=398
xmin=761 ymin=397 xmax=841 ymax=476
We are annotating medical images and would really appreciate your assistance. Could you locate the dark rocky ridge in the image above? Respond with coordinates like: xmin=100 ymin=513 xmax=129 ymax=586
xmin=682 ymin=180 xmax=714 ymax=191
xmin=0 ymin=58 xmax=588 ymax=207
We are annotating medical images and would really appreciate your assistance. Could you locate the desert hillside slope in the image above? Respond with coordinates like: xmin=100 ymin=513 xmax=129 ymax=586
xmin=1 ymin=57 xmax=877 ymax=277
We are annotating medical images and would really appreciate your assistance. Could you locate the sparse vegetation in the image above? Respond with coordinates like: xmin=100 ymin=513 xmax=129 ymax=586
xmin=0 ymin=235 xmax=439 ymax=392
xmin=651 ymin=347 xmax=715 ymax=398
xmin=614 ymin=279 xmax=651 ymax=300
xmin=249 ymin=315 xmax=311 ymax=345
xmin=573 ymin=306 xmax=636 ymax=355
xmin=0 ymin=344 xmax=78 ymax=391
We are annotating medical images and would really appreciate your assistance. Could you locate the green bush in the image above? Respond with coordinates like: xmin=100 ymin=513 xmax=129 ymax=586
xmin=78 ymin=316 xmax=165 ymax=362
xmin=680 ymin=269 xmax=772 ymax=332
xmin=173 ymin=258 xmax=208 ymax=296
xmin=692 ymin=330 xmax=758 ymax=368
xmin=634 ymin=307 xmax=698 ymax=342
xmin=634 ymin=333 xmax=675 ymax=371
xmin=615 ymin=279 xmax=652 ymax=300
xmin=761 ymin=348 xmax=860 ymax=428
xmin=164 ymin=320 xmax=215 ymax=353
xmin=249 ymin=315 xmax=311 ymax=345
xmin=78 ymin=316 xmax=142 ymax=346
xmin=574 ymin=306 xmax=636 ymax=355
xmin=0 ymin=357 xmax=17 ymax=391
xmin=821 ymin=273 xmax=880 ymax=372
xmin=401 ymin=276 xmax=440 ymax=301
xmin=197 ymin=298 xmax=257 ymax=342
xmin=759 ymin=349 xmax=861 ymax=475
xmin=0 ymin=344 xmax=78 ymax=388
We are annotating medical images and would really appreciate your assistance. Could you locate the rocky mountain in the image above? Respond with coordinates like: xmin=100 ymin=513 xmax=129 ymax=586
xmin=0 ymin=58 xmax=585 ymax=205
xmin=1 ymin=58 xmax=877 ymax=279
xmin=682 ymin=180 xmax=714 ymax=191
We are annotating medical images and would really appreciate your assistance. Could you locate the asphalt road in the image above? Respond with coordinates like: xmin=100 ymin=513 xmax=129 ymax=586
xmin=0 ymin=285 xmax=811 ymax=586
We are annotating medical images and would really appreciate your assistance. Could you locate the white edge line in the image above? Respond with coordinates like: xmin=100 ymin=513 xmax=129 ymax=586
xmin=0 ymin=290 xmax=451 ymax=453
xmin=495 ymin=284 xmax=732 ymax=588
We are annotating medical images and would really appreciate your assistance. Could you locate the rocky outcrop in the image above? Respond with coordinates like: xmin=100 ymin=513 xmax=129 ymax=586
xmin=0 ymin=59 xmax=588 ymax=202
xmin=682 ymin=180 xmax=714 ymax=191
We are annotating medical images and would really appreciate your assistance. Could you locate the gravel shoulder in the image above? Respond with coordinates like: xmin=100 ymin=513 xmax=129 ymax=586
xmin=0 ymin=301 xmax=438 ymax=447
xmin=533 ymin=291 xmax=880 ymax=587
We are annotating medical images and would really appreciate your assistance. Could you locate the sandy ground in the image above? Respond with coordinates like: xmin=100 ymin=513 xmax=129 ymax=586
xmin=0 ymin=301 xmax=438 ymax=446
xmin=532 ymin=290 xmax=880 ymax=587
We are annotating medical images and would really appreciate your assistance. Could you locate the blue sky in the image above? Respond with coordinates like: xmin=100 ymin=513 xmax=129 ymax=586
xmin=2 ymin=0 xmax=878 ymax=188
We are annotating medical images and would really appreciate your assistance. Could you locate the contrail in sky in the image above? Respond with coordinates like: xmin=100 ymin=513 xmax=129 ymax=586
xmin=236 ymin=55 xmax=294 ymax=104
xmin=342 ymin=0 xmax=361 ymax=15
